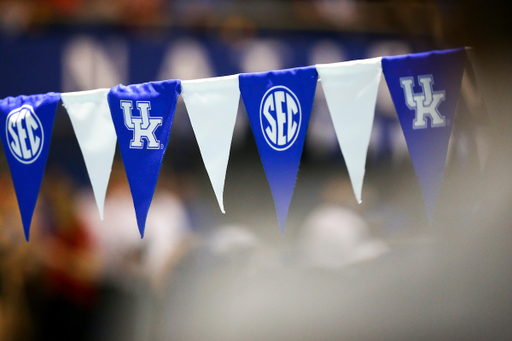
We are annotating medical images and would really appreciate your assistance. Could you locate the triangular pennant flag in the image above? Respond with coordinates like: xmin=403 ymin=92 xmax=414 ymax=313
xmin=316 ymin=57 xmax=382 ymax=204
xmin=382 ymin=48 xmax=466 ymax=222
xmin=181 ymin=75 xmax=240 ymax=213
xmin=108 ymin=80 xmax=181 ymax=238
xmin=239 ymin=66 xmax=318 ymax=235
xmin=0 ymin=93 xmax=61 ymax=241
xmin=61 ymin=88 xmax=117 ymax=220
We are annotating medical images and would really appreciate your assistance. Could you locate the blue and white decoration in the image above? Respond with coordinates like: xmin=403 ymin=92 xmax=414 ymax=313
xmin=181 ymin=75 xmax=241 ymax=214
xmin=61 ymin=88 xmax=117 ymax=221
xmin=0 ymin=93 xmax=61 ymax=240
xmin=108 ymin=80 xmax=181 ymax=238
xmin=0 ymin=48 xmax=475 ymax=240
xmin=382 ymin=48 xmax=466 ymax=222
xmin=240 ymin=66 xmax=318 ymax=235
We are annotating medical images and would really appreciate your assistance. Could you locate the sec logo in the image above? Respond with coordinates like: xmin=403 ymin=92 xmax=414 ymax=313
xmin=260 ymin=86 xmax=301 ymax=151
xmin=6 ymin=105 xmax=44 ymax=164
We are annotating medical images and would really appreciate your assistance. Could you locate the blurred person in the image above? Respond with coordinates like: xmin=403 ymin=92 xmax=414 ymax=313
xmin=0 ymin=169 xmax=42 ymax=341
xmin=0 ymin=0 xmax=33 ymax=35
xmin=76 ymin=160 xmax=191 ymax=292
xmin=313 ymin=0 xmax=359 ymax=27
xmin=0 ymin=0 xmax=83 ymax=34
xmin=299 ymin=174 xmax=388 ymax=269
xmin=38 ymin=0 xmax=84 ymax=18
xmin=155 ymin=222 xmax=264 ymax=341
xmin=117 ymin=0 xmax=166 ymax=27
xmin=75 ymin=159 xmax=191 ymax=341
xmin=27 ymin=169 xmax=101 ymax=341
xmin=1 ymin=166 xmax=99 ymax=341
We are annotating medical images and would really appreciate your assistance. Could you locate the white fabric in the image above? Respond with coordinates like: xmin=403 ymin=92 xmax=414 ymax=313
xmin=181 ymin=75 xmax=240 ymax=213
xmin=316 ymin=58 xmax=382 ymax=203
xmin=61 ymin=88 xmax=117 ymax=220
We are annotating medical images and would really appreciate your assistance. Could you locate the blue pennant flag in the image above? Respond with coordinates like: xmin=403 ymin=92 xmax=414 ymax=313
xmin=108 ymin=80 xmax=181 ymax=238
xmin=239 ymin=66 xmax=318 ymax=235
xmin=382 ymin=48 xmax=466 ymax=223
xmin=0 ymin=93 xmax=61 ymax=241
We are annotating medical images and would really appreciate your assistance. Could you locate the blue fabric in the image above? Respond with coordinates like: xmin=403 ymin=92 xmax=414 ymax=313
xmin=239 ymin=66 xmax=318 ymax=234
xmin=382 ymin=48 xmax=466 ymax=223
xmin=108 ymin=80 xmax=181 ymax=238
xmin=0 ymin=93 xmax=61 ymax=241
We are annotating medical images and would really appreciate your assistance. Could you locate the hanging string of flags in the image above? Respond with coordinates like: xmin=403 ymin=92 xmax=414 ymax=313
xmin=0 ymin=47 xmax=469 ymax=241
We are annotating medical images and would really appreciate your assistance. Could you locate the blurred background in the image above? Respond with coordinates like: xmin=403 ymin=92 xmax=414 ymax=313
xmin=1 ymin=0 xmax=511 ymax=340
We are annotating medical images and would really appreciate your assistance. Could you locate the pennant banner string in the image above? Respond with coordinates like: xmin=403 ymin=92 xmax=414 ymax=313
xmin=0 ymin=48 xmax=471 ymax=239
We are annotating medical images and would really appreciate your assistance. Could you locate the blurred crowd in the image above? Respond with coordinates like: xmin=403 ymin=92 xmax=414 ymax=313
xmin=0 ymin=146 xmax=388 ymax=340
xmin=0 ymin=27 xmax=492 ymax=338
xmin=0 ymin=0 xmax=457 ymax=40
xmin=0 ymin=157 xmax=189 ymax=340
xmin=0 ymin=93 xmax=485 ymax=340
xmin=1 ymin=0 xmax=511 ymax=340
xmin=0 ymin=111 xmax=444 ymax=341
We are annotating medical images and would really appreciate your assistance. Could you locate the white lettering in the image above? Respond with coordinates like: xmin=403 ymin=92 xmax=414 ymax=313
xmin=122 ymin=100 xmax=162 ymax=149
xmin=16 ymin=109 xmax=31 ymax=159
xmin=25 ymin=112 xmax=40 ymax=153
xmin=263 ymin=94 xmax=277 ymax=144
xmin=121 ymin=100 xmax=134 ymax=129
xmin=275 ymin=91 xmax=286 ymax=146
xmin=286 ymin=93 xmax=298 ymax=142
xmin=6 ymin=105 xmax=44 ymax=164
xmin=260 ymin=86 xmax=302 ymax=151
xmin=8 ymin=113 xmax=21 ymax=158
xmin=400 ymin=75 xmax=446 ymax=129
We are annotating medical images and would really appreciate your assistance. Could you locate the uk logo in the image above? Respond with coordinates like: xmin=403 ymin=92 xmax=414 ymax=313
xmin=400 ymin=75 xmax=446 ymax=129
xmin=6 ymin=105 xmax=44 ymax=164
xmin=121 ymin=100 xmax=162 ymax=149
xmin=260 ymin=86 xmax=301 ymax=151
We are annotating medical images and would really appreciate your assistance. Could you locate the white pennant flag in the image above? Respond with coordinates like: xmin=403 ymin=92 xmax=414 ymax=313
xmin=317 ymin=58 xmax=382 ymax=203
xmin=182 ymin=75 xmax=240 ymax=213
xmin=61 ymin=88 xmax=117 ymax=220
